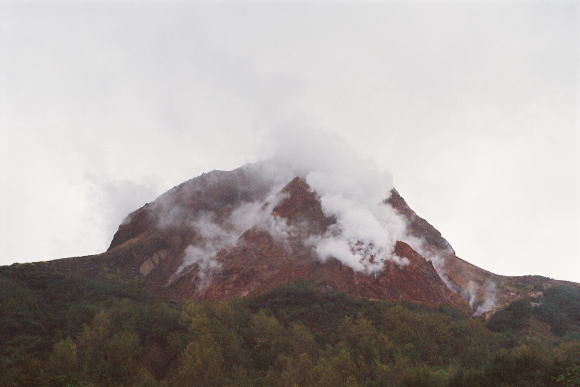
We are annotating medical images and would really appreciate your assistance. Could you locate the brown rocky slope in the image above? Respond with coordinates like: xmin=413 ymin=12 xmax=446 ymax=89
xmin=53 ymin=165 xmax=576 ymax=315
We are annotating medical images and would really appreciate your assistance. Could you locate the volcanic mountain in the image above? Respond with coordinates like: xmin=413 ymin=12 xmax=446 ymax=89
xmin=52 ymin=164 xmax=574 ymax=316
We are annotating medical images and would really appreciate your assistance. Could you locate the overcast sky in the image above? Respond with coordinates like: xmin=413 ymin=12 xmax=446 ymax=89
xmin=1 ymin=2 xmax=578 ymax=281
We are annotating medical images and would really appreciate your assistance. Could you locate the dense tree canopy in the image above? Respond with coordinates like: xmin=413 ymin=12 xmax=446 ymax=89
xmin=0 ymin=264 xmax=578 ymax=386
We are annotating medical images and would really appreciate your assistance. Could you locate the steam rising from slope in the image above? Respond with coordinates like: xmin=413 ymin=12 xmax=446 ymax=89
xmin=176 ymin=190 xmax=293 ymax=286
xmin=106 ymin=126 xmax=499 ymax=313
xmin=465 ymin=280 xmax=498 ymax=316
xmin=159 ymin=127 xmax=437 ymax=280
xmin=262 ymin=127 xmax=410 ymax=271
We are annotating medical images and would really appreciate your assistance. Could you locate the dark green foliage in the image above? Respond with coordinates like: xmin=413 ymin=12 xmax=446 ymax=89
xmin=556 ymin=364 xmax=580 ymax=386
xmin=448 ymin=342 xmax=580 ymax=387
xmin=535 ymin=286 xmax=580 ymax=336
xmin=488 ymin=299 xmax=532 ymax=332
xmin=0 ymin=262 xmax=178 ymax=385
xmin=247 ymin=281 xmax=371 ymax=335
xmin=1 ymin=269 xmax=579 ymax=386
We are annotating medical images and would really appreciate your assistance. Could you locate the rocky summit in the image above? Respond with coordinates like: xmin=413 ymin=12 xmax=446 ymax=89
xmin=4 ymin=163 xmax=579 ymax=386
xmin=53 ymin=164 xmax=572 ymax=316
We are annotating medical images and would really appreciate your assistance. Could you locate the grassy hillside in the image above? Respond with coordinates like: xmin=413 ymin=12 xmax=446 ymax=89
xmin=0 ymin=262 xmax=578 ymax=386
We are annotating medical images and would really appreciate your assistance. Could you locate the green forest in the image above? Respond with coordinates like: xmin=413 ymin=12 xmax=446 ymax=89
xmin=1 ymin=262 xmax=579 ymax=387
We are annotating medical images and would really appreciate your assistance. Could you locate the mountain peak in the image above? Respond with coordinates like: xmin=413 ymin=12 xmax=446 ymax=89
xmin=272 ymin=176 xmax=334 ymax=233
xmin=90 ymin=165 xmax=573 ymax=316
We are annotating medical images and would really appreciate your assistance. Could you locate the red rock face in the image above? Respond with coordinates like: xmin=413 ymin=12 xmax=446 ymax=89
xmin=386 ymin=189 xmax=502 ymax=308
xmin=99 ymin=167 xmax=479 ymax=311
xmin=272 ymin=177 xmax=334 ymax=234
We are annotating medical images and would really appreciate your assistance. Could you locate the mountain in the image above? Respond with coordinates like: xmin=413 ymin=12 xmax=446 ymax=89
xmin=51 ymin=164 xmax=575 ymax=316
xmin=2 ymin=164 xmax=579 ymax=386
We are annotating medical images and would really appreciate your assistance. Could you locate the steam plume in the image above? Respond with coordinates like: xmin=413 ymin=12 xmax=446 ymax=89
xmin=261 ymin=127 xmax=411 ymax=271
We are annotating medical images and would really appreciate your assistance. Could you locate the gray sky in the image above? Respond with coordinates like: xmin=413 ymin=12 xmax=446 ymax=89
xmin=1 ymin=2 xmax=578 ymax=281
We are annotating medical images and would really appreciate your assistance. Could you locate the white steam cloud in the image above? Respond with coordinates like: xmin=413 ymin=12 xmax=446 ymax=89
xmin=262 ymin=127 xmax=411 ymax=272
xmin=158 ymin=127 xmax=446 ymax=284
xmin=465 ymin=280 xmax=498 ymax=316
xmin=181 ymin=212 xmax=235 ymax=284
xmin=174 ymin=189 xmax=293 ymax=286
